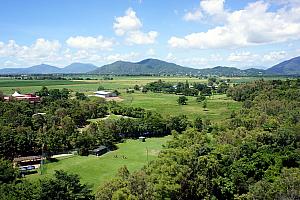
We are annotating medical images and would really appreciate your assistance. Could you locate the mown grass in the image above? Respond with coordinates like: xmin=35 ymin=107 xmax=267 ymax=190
xmin=121 ymin=92 xmax=241 ymax=122
xmin=27 ymin=136 xmax=171 ymax=192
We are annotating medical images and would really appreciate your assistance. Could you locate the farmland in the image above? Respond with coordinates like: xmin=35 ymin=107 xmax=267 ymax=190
xmin=0 ymin=75 xmax=287 ymax=94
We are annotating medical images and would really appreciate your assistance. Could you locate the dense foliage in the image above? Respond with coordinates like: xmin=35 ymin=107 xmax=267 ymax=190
xmin=144 ymin=79 xmax=229 ymax=97
xmin=96 ymin=79 xmax=300 ymax=199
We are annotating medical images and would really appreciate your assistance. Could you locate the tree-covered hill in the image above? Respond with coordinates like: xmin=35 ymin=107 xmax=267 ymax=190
xmin=265 ymin=56 xmax=300 ymax=75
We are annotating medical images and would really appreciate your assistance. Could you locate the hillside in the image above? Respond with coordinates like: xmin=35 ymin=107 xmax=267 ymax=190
xmin=265 ymin=56 xmax=300 ymax=75
xmin=61 ymin=63 xmax=98 ymax=73
xmin=90 ymin=59 xmax=199 ymax=75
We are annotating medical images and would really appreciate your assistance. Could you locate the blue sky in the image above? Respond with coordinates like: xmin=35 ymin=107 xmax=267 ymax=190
xmin=0 ymin=0 xmax=300 ymax=69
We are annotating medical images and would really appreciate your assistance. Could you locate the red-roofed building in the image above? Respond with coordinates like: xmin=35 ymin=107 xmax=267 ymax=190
xmin=4 ymin=91 xmax=40 ymax=103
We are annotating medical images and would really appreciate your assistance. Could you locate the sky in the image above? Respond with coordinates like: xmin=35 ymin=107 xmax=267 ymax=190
xmin=0 ymin=0 xmax=300 ymax=69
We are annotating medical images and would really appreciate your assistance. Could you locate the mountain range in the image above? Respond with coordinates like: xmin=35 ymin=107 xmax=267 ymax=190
xmin=0 ymin=56 xmax=299 ymax=76
xmin=0 ymin=63 xmax=98 ymax=74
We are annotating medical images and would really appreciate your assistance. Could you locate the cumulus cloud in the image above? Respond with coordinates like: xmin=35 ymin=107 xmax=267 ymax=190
xmin=66 ymin=35 xmax=115 ymax=50
xmin=200 ymin=0 xmax=225 ymax=16
xmin=170 ymin=1 xmax=300 ymax=49
xmin=183 ymin=10 xmax=203 ymax=21
xmin=114 ymin=8 xmax=158 ymax=45
xmin=0 ymin=38 xmax=61 ymax=63
xmin=113 ymin=8 xmax=142 ymax=36
xmin=125 ymin=31 xmax=158 ymax=45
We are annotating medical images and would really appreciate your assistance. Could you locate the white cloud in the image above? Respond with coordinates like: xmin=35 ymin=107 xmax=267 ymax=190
xmin=200 ymin=0 xmax=225 ymax=16
xmin=183 ymin=10 xmax=203 ymax=21
xmin=0 ymin=38 xmax=61 ymax=63
xmin=104 ymin=52 xmax=140 ymax=62
xmin=262 ymin=51 xmax=287 ymax=62
xmin=170 ymin=1 xmax=300 ymax=49
xmin=126 ymin=31 xmax=158 ymax=45
xmin=66 ymin=35 xmax=115 ymax=50
xmin=147 ymin=48 xmax=156 ymax=56
xmin=114 ymin=8 xmax=158 ymax=45
xmin=4 ymin=60 xmax=19 ymax=67
xmin=166 ymin=52 xmax=176 ymax=61
xmin=227 ymin=52 xmax=258 ymax=62
xmin=113 ymin=8 xmax=142 ymax=36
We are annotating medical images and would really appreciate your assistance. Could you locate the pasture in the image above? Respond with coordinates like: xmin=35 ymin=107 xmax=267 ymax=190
xmin=0 ymin=76 xmax=286 ymax=94
xmin=121 ymin=92 xmax=241 ymax=121
xmin=27 ymin=136 xmax=171 ymax=192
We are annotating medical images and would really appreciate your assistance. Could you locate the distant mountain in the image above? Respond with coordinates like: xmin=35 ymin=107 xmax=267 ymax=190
xmin=243 ymin=68 xmax=265 ymax=76
xmin=61 ymin=63 xmax=98 ymax=73
xmin=90 ymin=59 xmax=200 ymax=75
xmin=0 ymin=63 xmax=99 ymax=74
xmin=89 ymin=59 xmax=265 ymax=76
xmin=199 ymin=66 xmax=244 ymax=76
xmin=266 ymin=56 xmax=300 ymax=75
xmin=26 ymin=64 xmax=61 ymax=74
xmin=0 ymin=64 xmax=60 ymax=74
xmin=0 ymin=57 xmax=299 ymax=76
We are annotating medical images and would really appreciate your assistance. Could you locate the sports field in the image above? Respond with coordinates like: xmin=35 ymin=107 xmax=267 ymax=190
xmin=27 ymin=136 xmax=171 ymax=192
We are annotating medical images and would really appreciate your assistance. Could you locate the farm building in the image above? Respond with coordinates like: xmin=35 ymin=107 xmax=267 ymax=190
xmin=4 ymin=91 xmax=40 ymax=103
xmin=93 ymin=91 xmax=117 ymax=98
xmin=91 ymin=146 xmax=108 ymax=156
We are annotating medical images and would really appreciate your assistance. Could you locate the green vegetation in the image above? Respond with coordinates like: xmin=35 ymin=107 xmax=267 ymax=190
xmin=95 ymin=79 xmax=300 ymax=199
xmin=0 ymin=76 xmax=298 ymax=199
xmin=28 ymin=136 xmax=171 ymax=191
xmin=121 ymin=92 xmax=241 ymax=121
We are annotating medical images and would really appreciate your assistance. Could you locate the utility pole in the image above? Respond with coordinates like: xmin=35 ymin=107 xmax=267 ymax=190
xmin=40 ymin=143 xmax=44 ymax=175
xmin=146 ymin=147 xmax=149 ymax=166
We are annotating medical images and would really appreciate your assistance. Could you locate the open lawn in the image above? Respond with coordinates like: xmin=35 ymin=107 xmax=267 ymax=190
xmin=26 ymin=136 xmax=171 ymax=192
xmin=121 ymin=92 xmax=241 ymax=122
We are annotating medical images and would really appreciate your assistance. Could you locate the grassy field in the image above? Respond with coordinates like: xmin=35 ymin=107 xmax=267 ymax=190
xmin=27 ymin=136 xmax=171 ymax=192
xmin=121 ymin=92 xmax=241 ymax=121
xmin=0 ymin=76 xmax=288 ymax=94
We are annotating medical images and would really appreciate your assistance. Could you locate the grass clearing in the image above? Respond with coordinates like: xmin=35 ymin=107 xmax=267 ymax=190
xmin=26 ymin=136 xmax=171 ymax=192
xmin=121 ymin=92 xmax=241 ymax=122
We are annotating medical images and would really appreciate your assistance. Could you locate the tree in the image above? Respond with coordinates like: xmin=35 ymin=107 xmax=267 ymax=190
xmin=75 ymin=92 xmax=87 ymax=100
xmin=177 ymin=96 xmax=188 ymax=105
xmin=98 ymin=85 xmax=105 ymax=91
xmin=113 ymin=90 xmax=120 ymax=96
xmin=40 ymin=170 xmax=94 ymax=200
xmin=202 ymin=100 xmax=207 ymax=110
xmin=194 ymin=116 xmax=203 ymax=132
xmin=167 ymin=115 xmax=189 ymax=133
xmin=0 ymin=91 xmax=4 ymax=101
xmin=37 ymin=86 xmax=49 ymax=97
xmin=134 ymin=85 xmax=140 ymax=91
xmin=0 ymin=159 xmax=18 ymax=184
xmin=142 ymin=87 xmax=148 ymax=93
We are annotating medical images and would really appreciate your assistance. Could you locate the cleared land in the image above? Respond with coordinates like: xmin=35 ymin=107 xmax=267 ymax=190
xmin=27 ymin=136 xmax=171 ymax=192
xmin=121 ymin=92 xmax=241 ymax=121
xmin=0 ymin=76 xmax=287 ymax=94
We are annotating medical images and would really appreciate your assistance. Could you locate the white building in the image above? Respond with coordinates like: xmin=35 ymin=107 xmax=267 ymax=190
xmin=93 ymin=91 xmax=117 ymax=98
